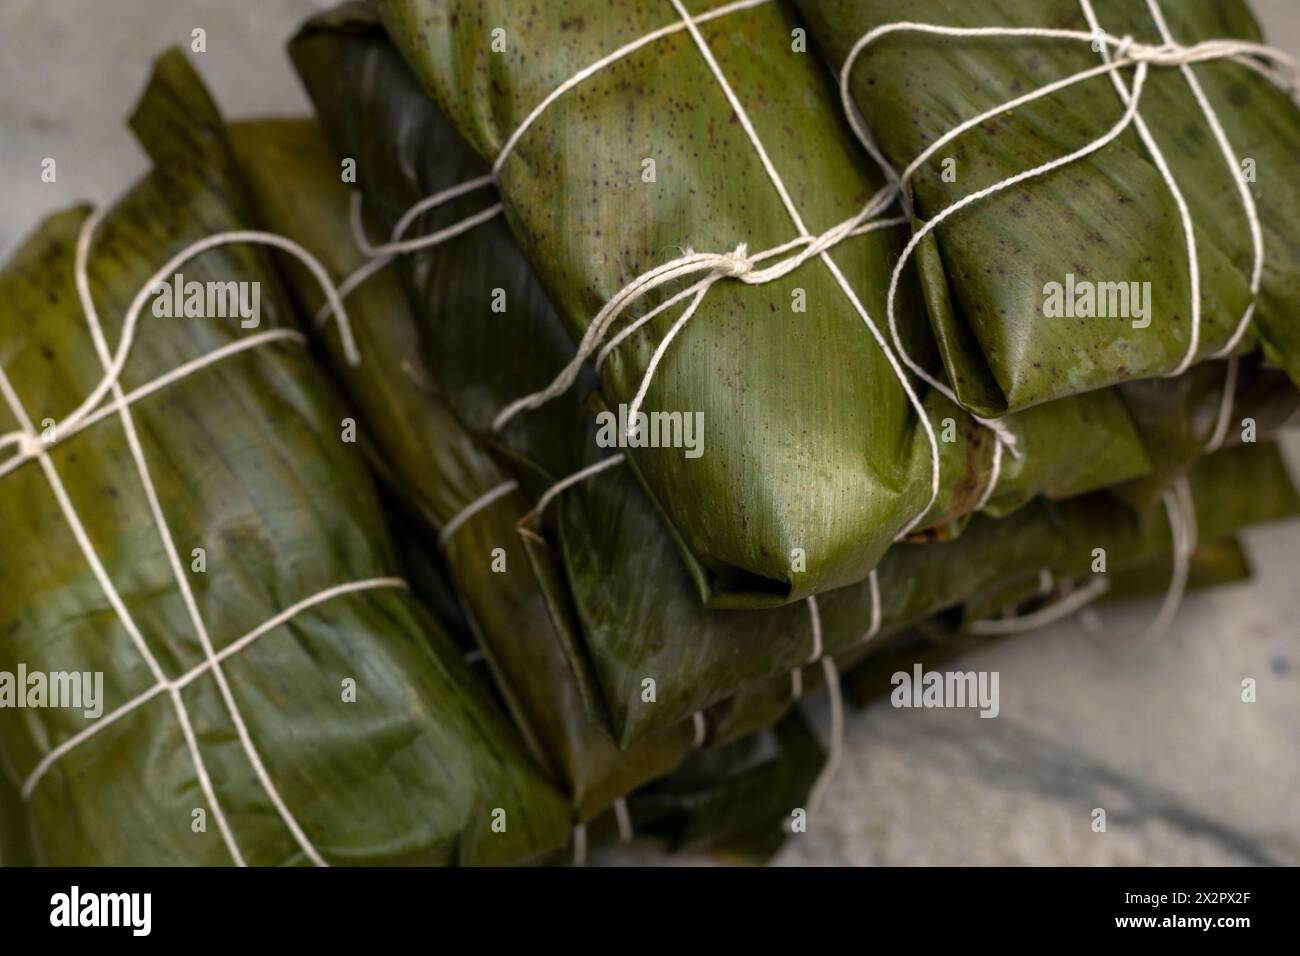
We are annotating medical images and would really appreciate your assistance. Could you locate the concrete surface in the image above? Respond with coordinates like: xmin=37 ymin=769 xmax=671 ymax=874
xmin=1 ymin=0 xmax=1296 ymax=866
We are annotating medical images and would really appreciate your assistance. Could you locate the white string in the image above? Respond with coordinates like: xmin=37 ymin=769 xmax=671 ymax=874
xmin=613 ymin=796 xmax=634 ymax=843
xmin=805 ymin=594 xmax=823 ymax=662
xmin=74 ymin=211 xmax=328 ymax=867
xmin=0 ymin=362 xmax=246 ymax=865
xmin=500 ymin=0 xmax=1277 ymax=605
xmin=496 ymin=0 xmax=774 ymax=178
xmin=622 ymin=279 xmax=716 ymax=431
xmin=877 ymin=62 xmax=1151 ymax=426
xmin=315 ymin=253 xmax=393 ymax=327
xmin=595 ymin=278 xmax=713 ymax=370
xmin=571 ymin=822 xmax=587 ymax=866
xmin=972 ymin=436 xmax=1005 ymax=513
xmin=790 ymin=578 xmax=827 ymax=699
xmin=516 ymin=455 xmax=624 ymax=530
xmin=0 ymin=328 xmax=304 ymax=481
xmin=357 ymin=201 xmax=503 ymax=259
xmin=21 ymin=577 xmax=409 ymax=799
xmin=1141 ymin=475 xmax=1197 ymax=642
xmin=861 ymin=568 xmax=882 ymax=642
xmin=805 ymin=599 xmax=842 ymax=813
xmin=1205 ymin=356 xmax=1239 ymax=453
xmin=969 ymin=576 xmax=1110 ymax=635
xmin=350 ymin=175 xmax=498 ymax=258
xmin=1141 ymin=0 xmax=1264 ymax=359
xmin=806 ymin=657 xmax=843 ymax=812
xmin=439 ymin=479 xmax=519 ymax=545
xmin=691 ymin=710 xmax=707 ymax=748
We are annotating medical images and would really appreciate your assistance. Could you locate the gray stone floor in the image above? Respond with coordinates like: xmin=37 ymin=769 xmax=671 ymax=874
xmin=2 ymin=0 xmax=1297 ymax=866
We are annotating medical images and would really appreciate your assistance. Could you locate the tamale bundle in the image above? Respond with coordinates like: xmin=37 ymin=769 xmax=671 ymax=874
xmin=796 ymin=0 xmax=1300 ymax=413
xmin=0 ymin=52 xmax=570 ymax=865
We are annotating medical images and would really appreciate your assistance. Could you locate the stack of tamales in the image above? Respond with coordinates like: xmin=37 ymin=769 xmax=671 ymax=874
xmin=1 ymin=0 xmax=1297 ymax=864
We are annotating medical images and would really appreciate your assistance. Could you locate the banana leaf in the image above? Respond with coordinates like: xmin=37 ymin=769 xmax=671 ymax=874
xmin=0 ymin=51 xmax=569 ymax=865
xmin=797 ymin=0 xmax=1300 ymax=414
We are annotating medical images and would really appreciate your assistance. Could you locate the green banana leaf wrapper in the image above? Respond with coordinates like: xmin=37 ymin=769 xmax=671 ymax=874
xmin=366 ymin=0 xmax=1203 ymax=605
xmin=0 ymin=52 xmax=570 ymax=865
xmin=292 ymin=5 xmax=1300 ymax=749
xmin=797 ymin=0 xmax=1300 ymax=415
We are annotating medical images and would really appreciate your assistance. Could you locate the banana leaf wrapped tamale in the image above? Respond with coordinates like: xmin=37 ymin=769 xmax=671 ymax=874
xmin=0 ymin=52 xmax=569 ymax=865
xmin=290 ymin=4 xmax=1300 ymax=749
xmin=365 ymin=0 xmax=1197 ymax=605
xmin=797 ymin=0 xmax=1300 ymax=415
